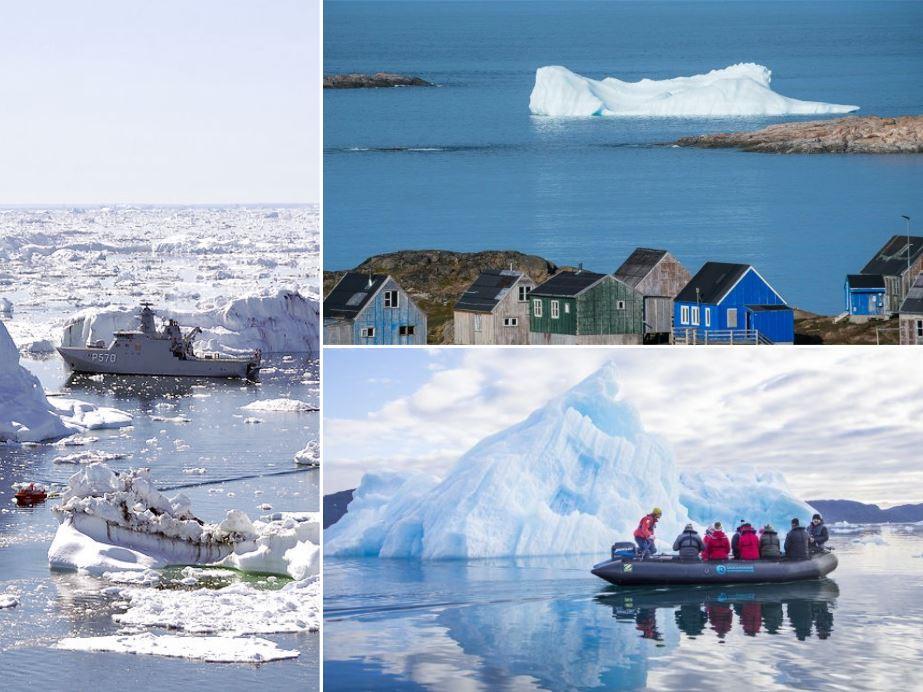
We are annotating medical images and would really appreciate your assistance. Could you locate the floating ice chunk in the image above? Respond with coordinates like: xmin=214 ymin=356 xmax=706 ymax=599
xmin=0 ymin=297 xmax=12 ymax=314
xmin=0 ymin=594 xmax=19 ymax=608
xmin=852 ymin=534 xmax=887 ymax=545
xmin=182 ymin=467 xmax=207 ymax=475
xmin=53 ymin=450 xmax=127 ymax=465
xmin=327 ymin=363 xmax=814 ymax=559
xmin=19 ymin=338 xmax=56 ymax=355
xmin=150 ymin=415 xmax=191 ymax=424
xmin=241 ymin=398 xmax=317 ymax=412
xmin=294 ymin=440 xmax=319 ymax=466
xmin=529 ymin=64 xmax=859 ymax=117
xmin=50 ymin=398 xmax=132 ymax=430
xmin=55 ymin=633 xmax=299 ymax=663
xmin=48 ymin=520 xmax=163 ymax=575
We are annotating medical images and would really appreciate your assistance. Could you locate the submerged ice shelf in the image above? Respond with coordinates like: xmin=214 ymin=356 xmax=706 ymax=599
xmin=528 ymin=64 xmax=859 ymax=117
xmin=326 ymin=363 xmax=814 ymax=560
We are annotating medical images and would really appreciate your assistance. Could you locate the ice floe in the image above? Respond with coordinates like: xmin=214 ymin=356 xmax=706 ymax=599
xmin=241 ymin=398 xmax=318 ymax=412
xmin=529 ymin=64 xmax=859 ymax=117
xmin=294 ymin=440 xmax=319 ymax=466
xmin=53 ymin=450 xmax=128 ymax=465
xmin=56 ymin=633 xmax=298 ymax=663
xmin=326 ymin=363 xmax=813 ymax=559
xmin=0 ymin=594 xmax=19 ymax=608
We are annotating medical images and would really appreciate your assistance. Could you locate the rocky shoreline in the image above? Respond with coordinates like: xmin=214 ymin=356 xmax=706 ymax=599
xmin=676 ymin=115 xmax=923 ymax=153
xmin=323 ymin=72 xmax=433 ymax=89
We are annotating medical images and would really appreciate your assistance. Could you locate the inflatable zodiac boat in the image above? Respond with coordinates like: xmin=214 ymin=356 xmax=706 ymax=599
xmin=592 ymin=542 xmax=838 ymax=586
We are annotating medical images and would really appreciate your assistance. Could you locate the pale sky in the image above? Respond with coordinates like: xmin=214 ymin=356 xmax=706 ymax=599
xmin=324 ymin=347 xmax=923 ymax=507
xmin=0 ymin=1 xmax=319 ymax=204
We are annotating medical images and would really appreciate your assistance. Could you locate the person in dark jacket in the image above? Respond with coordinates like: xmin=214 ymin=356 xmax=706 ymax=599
xmin=672 ymin=523 xmax=705 ymax=559
xmin=784 ymin=518 xmax=810 ymax=560
xmin=759 ymin=524 xmax=782 ymax=558
xmin=731 ymin=520 xmax=748 ymax=559
xmin=738 ymin=523 xmax=760 ymax=560
xmin=808 ymin=513 xmax=829 ymax=551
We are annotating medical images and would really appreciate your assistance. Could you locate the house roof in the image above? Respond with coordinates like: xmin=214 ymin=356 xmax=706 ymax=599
xmin=861 ymin=235 xmax=923 ymax=277
xmin=324 ymin=272 xmax=388 ymax=319
xmin=455 ymin=269 xmax=524 ymax=313
xmin=847 ymin=274 xmax=886 ymax=289
xmin=531 ymin=270 xmax=606 ymax=297
xmin=613 ymin=248 xmax=668 ymax=288
xmin=899 ymin=272 xmax=923 ymax=314
xmin=675 ymin=262 xmax=750 ymax=304
xmin=746 ymin=304 xmax=792 ymax=312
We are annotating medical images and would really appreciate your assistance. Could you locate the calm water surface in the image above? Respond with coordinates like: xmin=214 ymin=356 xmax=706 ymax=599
xmin=325 ymin=1 xmax=923 ymax=314
xmin=0 ymin=356 xmax=319 ymax=690
xmin=324 ymin=528 xmax=923 ymax=690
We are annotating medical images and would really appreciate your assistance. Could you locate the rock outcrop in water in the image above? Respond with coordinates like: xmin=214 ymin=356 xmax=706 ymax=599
xmin=323 ymin=72 xmax=433 ymax=89
xmin=676 ymin=115 xmax=923 ymax=153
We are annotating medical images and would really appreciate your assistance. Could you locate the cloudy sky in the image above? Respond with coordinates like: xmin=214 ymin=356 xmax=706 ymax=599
xmin=324 ymin=347 xmax=923 ymax=506
xmin=0 ymin=0 xmax=319 ymax=204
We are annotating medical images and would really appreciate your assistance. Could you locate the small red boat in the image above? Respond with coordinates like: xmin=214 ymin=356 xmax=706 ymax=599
xmin=14 ymin=483 xmax=48 ymax=505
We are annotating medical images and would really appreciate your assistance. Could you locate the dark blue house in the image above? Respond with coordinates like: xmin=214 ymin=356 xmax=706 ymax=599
xmin=674 ymin=262 xmax=794 ymax=344
xmin=844 ymin=274 xmax=887 ymax=320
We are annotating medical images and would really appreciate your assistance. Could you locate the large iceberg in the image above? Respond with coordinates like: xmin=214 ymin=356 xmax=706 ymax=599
xmin=59 ymin=288 xmax=318 ymax=356
xmin=528 ymin=64 xmax=859 ymax=117
xmin=326 ymin=363 xmax=814 ymax=559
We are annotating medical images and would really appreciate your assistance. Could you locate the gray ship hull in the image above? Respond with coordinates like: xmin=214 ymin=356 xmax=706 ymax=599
xmin=58 ymin=341 xmax=256 ymax=379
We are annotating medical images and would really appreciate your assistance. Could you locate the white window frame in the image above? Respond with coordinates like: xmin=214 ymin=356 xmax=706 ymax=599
xmin=727 ymin=308 xmax=738 ymax=329
xmin=518 ymin=285 xmax=530 ymax=302
xmin=533 ymin=299 xmax=542 ymax=318
xmin=551 ymin=300 xmax=560 ymax=319
xmin=616 ymin=300 xmax=626 ymax=310
xmin=473 ymin=314 xmax=482 ymax=332
xmin=383 ymin=290 xmax=399 ymax=309
xmin=680 ymin=305 xmax=690 ymax=325
xmin=691 ymin=306 xmax=700 ymax=326
xmin=704 ymin=307 xmax=711 ymax=327
xmin=564 ymin=303 xmax=570 ymax=314
xmin=503 ymin=317 xmax=518 ymax=327
xmin=360 ymin=327 xmax=375 ymax=339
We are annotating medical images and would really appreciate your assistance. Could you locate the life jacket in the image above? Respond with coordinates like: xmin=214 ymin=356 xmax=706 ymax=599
xmin=633 ymin=513 xmax=658 ymax=540
xmin=703 ymin=530 xmax=730 ymax=560
xmin=738 ymin=526 xmax=760 ymax=560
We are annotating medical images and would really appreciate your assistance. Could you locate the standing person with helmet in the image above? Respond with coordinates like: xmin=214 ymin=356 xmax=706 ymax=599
xmin=808 ymin=513 xmax=829 ymax=552
xmin=633 ymin=507 xmax=662 ymax=558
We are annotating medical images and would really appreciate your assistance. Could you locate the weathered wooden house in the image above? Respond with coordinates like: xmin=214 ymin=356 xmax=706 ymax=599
xmin=898 ymin=272 xmax=923 ymax=345
xmin=453 ymin=269 xmax=536 ymax=345
xmin=673 ymin=262 xmax=793 ymax=344
xmin=528 ymin=269 xmax=643 ymax=345
xmin=324 ymin=272 xmax=427 ymax=345
xmin=844 ymin=274 xmax=887 ymax=321
xmin=614 ymin=248 xmax=691 ymax=342
xmin=856 ymin=234 xmax=923 ymax=316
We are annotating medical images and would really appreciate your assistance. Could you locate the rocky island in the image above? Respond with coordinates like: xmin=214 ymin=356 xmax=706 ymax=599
xmin=676 ymin=115 xmax=923 ymax=153
xmin=323 ymin=72 xmax=433 ymax=89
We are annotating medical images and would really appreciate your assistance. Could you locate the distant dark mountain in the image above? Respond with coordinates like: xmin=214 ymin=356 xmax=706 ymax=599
xmin=808 ymin=499 xmax=923 ymax=524
xmin=324 ymin=489 xmax=355 ymax=529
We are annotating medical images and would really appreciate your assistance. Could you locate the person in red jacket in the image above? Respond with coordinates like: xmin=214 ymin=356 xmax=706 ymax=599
xmin=738 ymin=522 xmax=760 ymax=560
xmin=633 ymin=507 xmax=662 ymax=558
xmin=702 ymin=521 xmax=730 ymax=560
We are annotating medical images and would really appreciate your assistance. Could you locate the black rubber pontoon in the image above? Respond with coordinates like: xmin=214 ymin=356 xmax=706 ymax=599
xmin=591 ymin=550 xmax=838 ymax=586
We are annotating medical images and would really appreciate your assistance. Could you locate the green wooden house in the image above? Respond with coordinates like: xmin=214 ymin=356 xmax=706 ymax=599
xmin=528 ymin=269 xmax=643 ymax=344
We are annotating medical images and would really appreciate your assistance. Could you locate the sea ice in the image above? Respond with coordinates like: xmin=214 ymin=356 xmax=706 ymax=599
xmin=55 ymin=633 xmax=299 ymax=663
xmin=528 ymin=64 xmax=859 ymax=117
xmin=326 ymin=363 xmax=814 ymax=559
xmin=53 ymin=450 xmax=127 ymax=465
xmin=49 ymin=398 xmax=133 ymax=431
xmin=0 ymin=594 xmax=19 ymax=609
xmin=241 ymin=398 xmax=317 ymax=412
xmin=294 ymin=440 xmax=319 ymax=466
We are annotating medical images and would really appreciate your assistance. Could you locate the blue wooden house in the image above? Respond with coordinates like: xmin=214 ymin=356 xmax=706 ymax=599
xmin=673 ymin=262 xmax=794 ymax=344
xmin=324 ymin=272 xmax=427 ymax=345
xmin=844 ymin=274 xmax=887 ymax=320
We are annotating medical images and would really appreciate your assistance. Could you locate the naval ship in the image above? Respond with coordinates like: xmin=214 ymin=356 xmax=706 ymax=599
xmin=57 ymin=304 xmax=260 ymax=379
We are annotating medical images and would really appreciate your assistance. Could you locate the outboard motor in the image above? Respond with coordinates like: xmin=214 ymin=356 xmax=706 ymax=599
xmin=611 ymin=541 xmax=636 ymax=559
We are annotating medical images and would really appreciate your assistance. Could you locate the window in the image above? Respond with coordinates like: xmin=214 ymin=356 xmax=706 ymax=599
xmin=518 ymin=285 xmax=531 ymax=302
xmin=399 ymin=325 xmax=415 ymax=336
xmin=704 ymin=307 xmax=711 ymax=327
xmin=383 ymin=290 xmax=399 ymax=308
xmin=727 ymin=308 xmax=738 ymax=328
xmin=503 ymin=317 xmax=518 ymax=327
xmin=691 ymin=306 xmax=700 ymax=326
xmin=551 ymin=300 xmax=560 ymax=319
xmin=533 ymin=299 xmax=542 ymax=317
xmin=473 ymin=314 xmax=482 ymax=332
xmin=360 ymin=327 xmax=375 ymax=339
xmin=917 ymin=319 xmax=923 ymax=338
xmin=564 ymin=303 xmax=570 ymax=314
xmin=680 ymin=305 xmax=690 ymax=325
xmin=616 ymin=300 xmax=626 ymax=310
